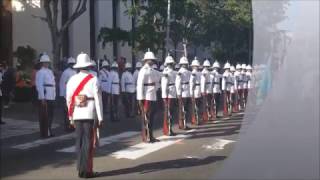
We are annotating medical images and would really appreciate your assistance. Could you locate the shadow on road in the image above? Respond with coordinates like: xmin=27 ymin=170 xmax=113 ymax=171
xmin=99 ymin=155 xmax=226 ymax=177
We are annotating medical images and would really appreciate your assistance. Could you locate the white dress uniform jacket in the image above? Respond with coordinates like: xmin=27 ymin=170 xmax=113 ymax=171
xmin=211 ymin=70 xmax=222 ymax=93
xmin=241 ymin=70 xmax=248 ymax=89
xmin=222 ymin=71 xmax=236 ymax=93
xmin=234 ymin=70 xmax=243 ymax=90
xmin=66 ymin=71 xmax=103 ymax=121
xmin=175 ymin=67 xmax=191 ymax=98
xmin=201 ymin=68 xmax=213 ymax=94
xmin=121 ymin=71 xmax=135 ymax=93
xmin=155 ymin=69 xmax=161 ymax=91
xmin=133 ymin=70 xmax=139 ymax=92
xmin=190 ymin=69 xmax=202 ymax=98
xmin=246 ymin=71 xmax=252 ymax=89
xmin=59 ymin=68 xmax=76 ymax=98
xmin=36 ymin=67 xmax=56 ymax=100
xmin=136 ymin=63 xmax=160 ymax=101
xmin=107 ymin=70 xmax=120 ymax=95
xmin=99 ymin=69 xmax=109 ymax=93
xmin=161 ymin=67 xmax=177 ymax=98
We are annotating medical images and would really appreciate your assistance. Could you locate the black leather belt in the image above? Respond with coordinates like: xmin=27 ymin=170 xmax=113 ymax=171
xmin=226 ymin=82 xmax=234 ymax=85
xmin=87 ymin=97 xmax=94 ymax=100
xmin=205 ymin=82 xmax=211 ymax=84
xmin=213 ymin=82 xmax=220 ymax=85
xmin=181 ymin=82 xmax=189 ymax=85
xmin=168 ymin=83 xmax=175 ymax=86
xmin=144 ymin=83 xmax=155 ymax=86
xmin=112 ymin=82 xmax=119 ymax=84
xmin=44 ymin=84 xmax=55 ymax=87
xmin=195 ymin=83 xmax=200 ymax=86
xmin=101 ymin=80 xmax=107 ymax=82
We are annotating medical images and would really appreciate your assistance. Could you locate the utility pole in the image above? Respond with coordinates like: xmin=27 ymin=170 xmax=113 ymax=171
xmin=165 ymin=0 xmax=171 ymax=55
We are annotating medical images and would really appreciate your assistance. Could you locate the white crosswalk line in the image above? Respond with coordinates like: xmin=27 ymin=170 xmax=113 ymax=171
xmin=1 ymin=118 xmax=59 ymax=139
xmin=12 ymin=133 xmax=75 ymax=150
xmin=202 ymin=138 xmax=235 ymax=151
xmin=57 ymin=131 xmax=140 ymax=153
xmin=111 ymin=129 xmax=196 ymax=160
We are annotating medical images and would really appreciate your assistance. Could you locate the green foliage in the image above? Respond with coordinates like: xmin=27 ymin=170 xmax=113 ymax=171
xmin=99 ymin=0 xmax=287 ymax=64
xmin=13 ymin=45 xmax=37 ymax=70
xmin=97 ymin=27 xmax=131 ymax=48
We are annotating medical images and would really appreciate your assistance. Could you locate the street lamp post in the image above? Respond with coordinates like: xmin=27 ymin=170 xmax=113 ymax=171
xmin=165 ymin=0 xmax=171 ymax=55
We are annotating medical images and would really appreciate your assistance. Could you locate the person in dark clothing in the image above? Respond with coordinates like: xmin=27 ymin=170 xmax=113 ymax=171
xmin=1 ymin=62 xmax=15 ymax=108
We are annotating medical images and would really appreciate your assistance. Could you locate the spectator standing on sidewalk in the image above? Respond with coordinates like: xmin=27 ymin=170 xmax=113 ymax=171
xmin=1 ymin=62 xmax=15 ymax=109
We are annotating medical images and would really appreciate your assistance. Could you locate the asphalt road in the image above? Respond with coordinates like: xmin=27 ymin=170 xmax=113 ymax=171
xmin=1 ymin=101 xmax=244 ymax=180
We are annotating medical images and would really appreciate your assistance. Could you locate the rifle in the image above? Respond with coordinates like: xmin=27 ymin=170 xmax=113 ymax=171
xmin=164 ymin=73 xmax=171 ymax=134
xmin=140 ymin=101 xmax=150 ymax=142
xmin=180 ymin=98 xmax=187 ymax=129
xmin=192 ymin=81 xmax=199 ymax=125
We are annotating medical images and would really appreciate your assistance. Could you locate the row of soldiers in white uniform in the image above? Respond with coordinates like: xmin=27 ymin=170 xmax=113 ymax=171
xmin=35 ymin=51 xmax=253 ymax=178
xmin=35 ymin=51 xmax=253 ymax=139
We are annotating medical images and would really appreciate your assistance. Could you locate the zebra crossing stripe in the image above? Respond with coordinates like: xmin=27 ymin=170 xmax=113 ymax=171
xmin=12 ymin=133 xmax=75 ymax=150
xmin=111 ymin=129 xmax=196 ymax=160
xmin=57 ymin=131 xmax=140 ymax=153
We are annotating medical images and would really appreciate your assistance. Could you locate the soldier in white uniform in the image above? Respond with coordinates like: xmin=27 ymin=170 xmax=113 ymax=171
xmin=201 ymin=59 xmax=213 ymax=122
xmin=136 ymin=50 xmax=161 ymax=143
xmin=153 ymin=63 xmax=162 ymax=108
xmin=174 ymin=64 xmax=180 ymax=71
xmin=66 ymin=53 xmax=103 ymax=178
xmin=245 ymin=65 xmax=253 ymax=105
xmin=176 ymin=56 xmax=191 ymax=129
xmin=211 ymin=61 xmax=222 ymax=119
xmin=241 ymin=64 xmax=248 ymax=109
xmin=133 ymin=61 xmax=142 ymax=115
xmin=121 ymin=62 xmax=135 ymax=117
xmin=35 ymin=53 xmax=56 ymax=138
xmin=160 ymin=64 xmax=165 ymax=72
xmin=190 ymin=57 xmax=202 ymax=125
xmin=99 ymin=61 xmax=110 ymax=114
xmin=234 ymin=64 xmax=243 ymax=112
xmin=59 ymin=57 xmax=77 ymax=131
xmin=222 ymin=62 xmax=234 ymax=117
xmin=161 ymin=55 xmax=177 ymax=136
xmin=107 ymin=62 xmax=120 ymax=122
xmin=230 ymin=66 xmax=239 ymax=113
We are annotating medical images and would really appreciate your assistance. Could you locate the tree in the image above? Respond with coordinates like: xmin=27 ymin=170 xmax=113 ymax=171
xmin=34 ymin=0 xmax=88 ymax=69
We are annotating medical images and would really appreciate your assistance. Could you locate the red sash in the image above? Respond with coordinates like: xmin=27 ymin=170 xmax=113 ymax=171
xmin=68 ymin=74 xmax=94 ymax=119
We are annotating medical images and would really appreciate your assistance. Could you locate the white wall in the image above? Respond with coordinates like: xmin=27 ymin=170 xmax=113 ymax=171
xmin=12 ymin=0 xmax=52 ymax=59
xmin=117 ymin=0 xmax=132 ymax=62
xmin=68 ymin=0 xmax=90 ymax=58
xmin=95 ymin=0 xmax=113 ymax=60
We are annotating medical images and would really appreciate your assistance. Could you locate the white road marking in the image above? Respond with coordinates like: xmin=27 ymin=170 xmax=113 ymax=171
xmin=57 ymin=131 xmax=140 ymax=153
xmin=111 ymin=129 xmax=196 ymax=160
xmin=12 ymin=133 xmax=75 ymax=150
xmin=202 ymin=138 xmax=235 ymax=151
xmin=185 ymin=155 xmax=200 ymax=159
xmin=0 ymin=118 xmax=59 ymax=139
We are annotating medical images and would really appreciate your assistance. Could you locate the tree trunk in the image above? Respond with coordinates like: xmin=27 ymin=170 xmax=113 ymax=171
xmin=51 ymin=34 xmax=62 ymax=70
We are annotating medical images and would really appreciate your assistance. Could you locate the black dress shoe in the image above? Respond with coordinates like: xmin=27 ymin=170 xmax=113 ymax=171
xmin=78 ymin=172 xmax=85 ymax=178
xmin=168 ymin=132 xmax=176 ymax=136
xmin=84 ymin=172 xmax=100 ymax=178
xmin=150 ymin=138 xmax=160 ymax=143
